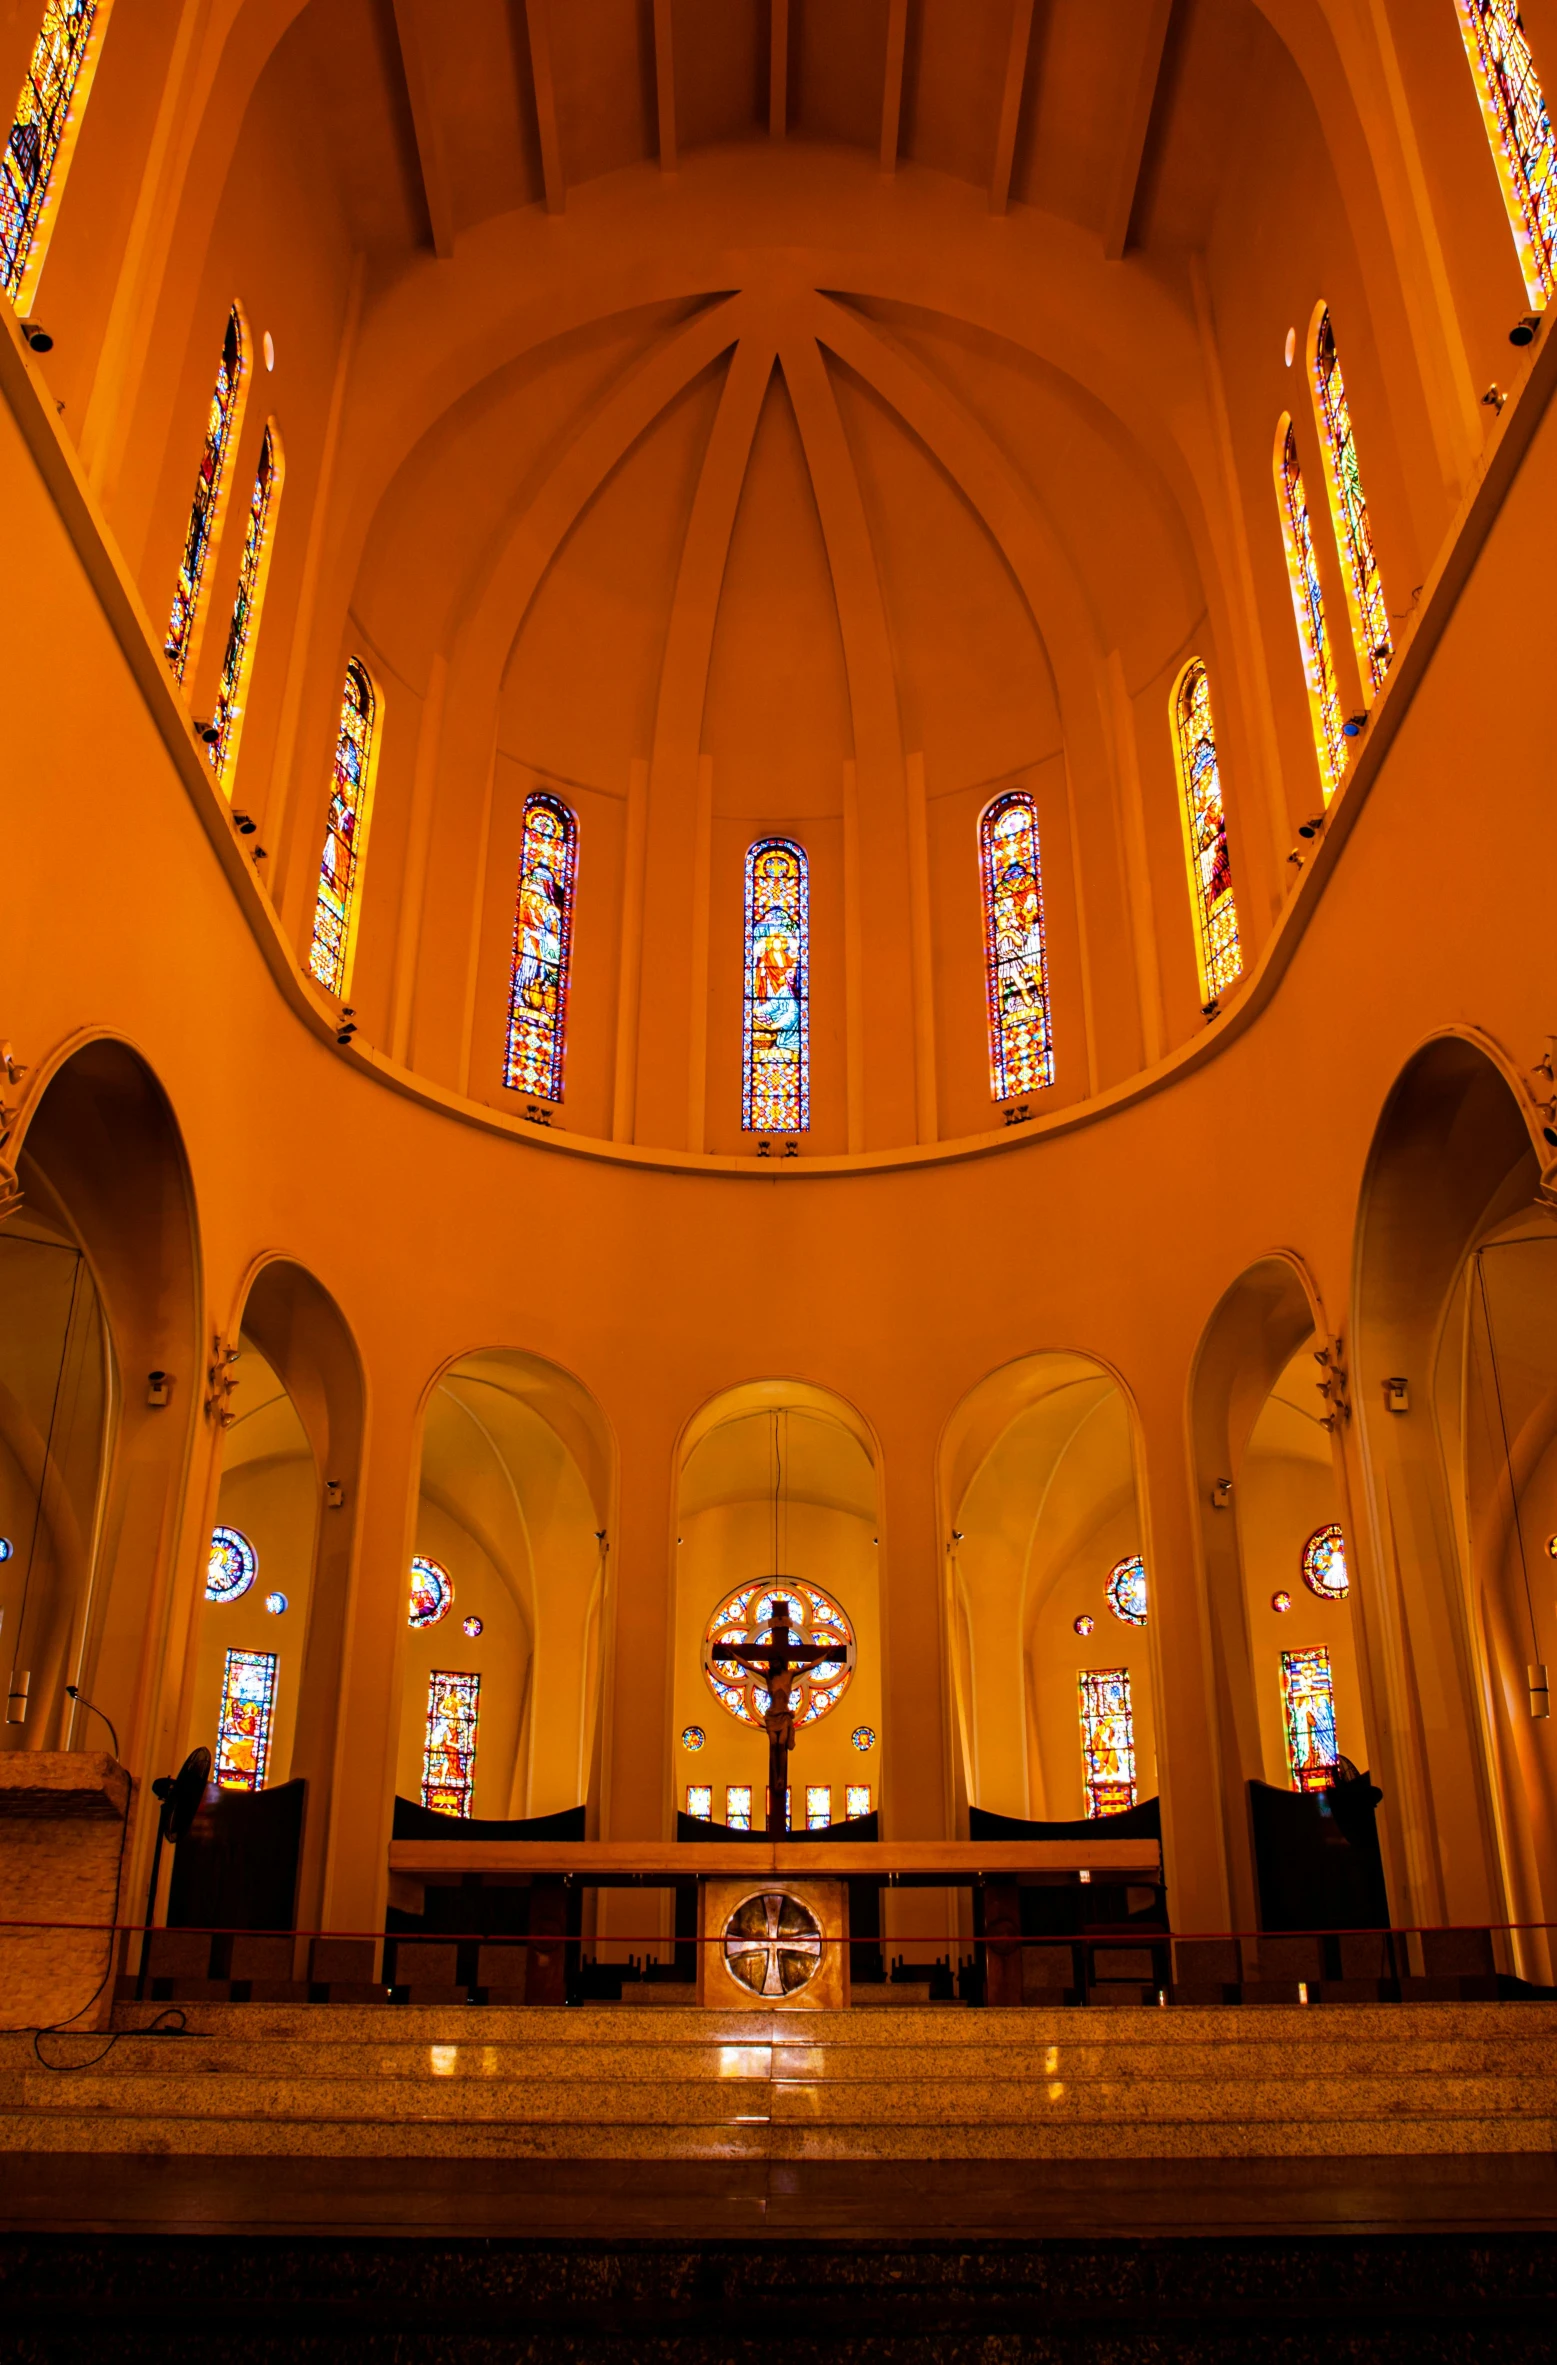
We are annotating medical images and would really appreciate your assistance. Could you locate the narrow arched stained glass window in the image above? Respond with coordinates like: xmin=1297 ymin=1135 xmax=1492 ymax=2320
xmin=1310 ymin=311 xmax=1392 ymax=699
xmin=1457 ymin=1 xmax=1557 ymax=307
xmin=421 ymin=1669 xmax=479 ymax=1817
xmin=166 ymin=306 xmax=247 ymax=684
xmin=980 ymin=792 xmax=1053 ymax=1100
xmin=215 ymin=1647 xmax=278 ymax=1792
xmin=308 ymin=661 xmax=377 ymax=999
xmin=504 ymin=792 xmax=577 ymax=1101
xmin=743 ymin=838 xmax=809 ymax=1134
xmin=209 ymin=423 xmax=283 ymax=791
xmin=1171 ymin=661 xmax=1241 ymax=1006
xmin=1 ymin=0 xmax=105 ymax=305
xmin=1281 ymin=1646 xmax=1339 ymax=1792
xmin=1275 ymin=419 xmax=1346 ymax=804
xmin=1079 ymin=1667 xmax=1137 ymax=1819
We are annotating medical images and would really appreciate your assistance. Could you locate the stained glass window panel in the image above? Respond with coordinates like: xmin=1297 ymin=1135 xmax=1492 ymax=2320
xmin=1078 ymin=1667 xmax=1137 ymax=1819
xmin=1457 ymin=1 xmax=1557 ymax=306
xmin=408 ymin=1555 xmax=452 ymax=1629
xmin=1281 ymin=1647 xmax=1339 ymax=1791
xmin=206 ymin=1524 xmax=257 ymax=1603
xmin=215 ymin=1647 xmax=277 ymax=1791
xmin=421 ymin=1669 xmax=479 ymax=1817
xmin=702 ymin=1584 xmax=855 ymax=1727
xmin=806 ymin=1785 xmax=832 ymax=1830
xmin=308 ymin=660 xmax=377 ymax=998
xmin=1302 ymin=1525 xmax=1350 ymax=1602
xmin=845 ymin=1784 xmax=871 ymax=1819
xmin=686 ymin=1785 xmax=712 ymax=1819
xmin=1171 ymin=661 xmax=1242 ymax=1005
xmin=504 ymin=793 xmax=578 ymax=1100
xmin=1 ymin=0 xmax=100 ymax=302
xmin=980 ymin=792 xmax=1054 ymax=1100
xmin=1311 ymin=312 xmax=1392 ymax=698
xmin=209 ymin=424 xmax=282 ymax=790
xmin=742 ymin=838 xmax=809 ymax=1133
xmin=726 ymin=1784 xmax=752 ymax=1831
xmin=1106 ymin=1555 xmax=1148 ymax=1627
xmin=166 ymin=308 xmax=247 ymax=683
xmin=1276 ymin=420 xmax=1346 ymax=803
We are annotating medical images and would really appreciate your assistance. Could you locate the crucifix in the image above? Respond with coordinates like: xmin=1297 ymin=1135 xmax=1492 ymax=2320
xmin=712 ymin=1596 xmax=837 ymax=1835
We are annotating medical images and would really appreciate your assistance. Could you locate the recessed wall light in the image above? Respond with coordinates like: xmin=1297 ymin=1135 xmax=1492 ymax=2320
xmin=263 ymin=330 xmax=275 ymax=371
xmin=1284 ymin=326 xmax=1296 ymax=367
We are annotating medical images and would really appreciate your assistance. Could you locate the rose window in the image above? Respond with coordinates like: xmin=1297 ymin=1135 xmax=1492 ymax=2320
xmin=701 ymin=1583 xmax=856 ymax=1728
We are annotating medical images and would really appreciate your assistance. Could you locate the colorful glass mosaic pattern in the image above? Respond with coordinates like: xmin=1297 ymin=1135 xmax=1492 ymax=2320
xmin=421 ymin=1669 xmax=480 ymax=1817
xmin=1172 ymin=661 xmax=1242 ymax=1004
xmin=726 ymin=1784 xmax=753 ymax=1831
xmin=1311 ymin=312 xmax=1392 ymax=697
xmin=805 ymin=1785 xmax=832 ymax=1830
xmin=461 ymin=1615 xmax=482 ymax=1638
xmin=845 ymin=1784 xmax=872 ymax=1819
xmin=206 ymin=1524 xmax=257 ymax=1604
xmin=1079 ymin=1667 xmax=1137 ymax=1819
xmin=165 ymin=308 xmax=246 ymax=682
xmin=1276 ymin=419 xmax=1346 ymax=803
xmin=686 ymin=1785 xmax=713 ymax=1818
xmin=215 ymin=1647 xmax=277 ymax=1791
xmin=1281 ymin=1646 xmax=1339 ymax=1791
xmin=1106 ymin=1554 xmax=1148 ymax=1627
xmin=308 ymin=660 xmax=376 ymax=997
xmin=681 ymin=1725 xmax=706 ymax=1752
xmin=1302 ymin=1523 xmax=1350 ymax=1602
xmin=210 ymin=424 xmax=281 ymax=789
xmin=980 ymin=792 xmax=1054 ymax=1100
xmin=850 ymin=1725 xmax=875 ymax=1752
xmin=1 ymin=0 xmax=99 ymax=300
xmin=408 ymin=1554 xmax=452 ymax=1629
xmin=702 ymin=1584 xmax=854 ymax=1728
xmin=1457 ymin=1 xmax=1557 ymax=306
xmin=742 ymin=839 xmax=809 ymax=1134
xmin=504 ymin=793 xmax=577 ymax=1101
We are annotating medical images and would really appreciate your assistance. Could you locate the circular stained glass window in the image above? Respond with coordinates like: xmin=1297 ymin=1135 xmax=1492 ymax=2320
xmin=206 ymin=1525 xmax=257 ymax=1603
xmin=1074 ymin=1613 xmax=1095 ymax=1637
xmin=462 ymin=1615 xmax=483 ymax=1639
xmin=1302 ymin=1524 xmax=1349 ymax=1601
xmin=408 ymin=1554 xmax=453 ymax=1628
xmin=682 ymin=1725 xmax=706 ymax=1753
xmin=1271 ymin=1589 xmax=1292 ymax=1614
xmin=850 ymin=1725 xmax=875 ymax=1753
xmin=702 ymin=1582 xmax=856 ymax=1730
xmin=0 ymin=1537 xmax=12 ymax=1562
xmin=1106 ymin=1554 xmax=1148 ymax=1626
xmin=264 ymin=1591 xmax=287 ymax=1615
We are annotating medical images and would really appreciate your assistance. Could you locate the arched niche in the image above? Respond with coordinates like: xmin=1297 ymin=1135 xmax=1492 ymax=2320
xmin=404 ymin=1349 xmax=610 ymax=1824
xmin=180 ymin=1257 xmax=364 ymax=1931
xmin=672 ymin=1381 xmax=882 ymax=1833
xmin=942 ymin=1354 xmax=1157 ymax=1827
xmin=1189 ymin=1256 xmax=1370 ymax=1929
xmin=1355 ymin=1033 xmax=1554 ymax=1967
xmin=5 ymin=1038 xmax=198 ymax=1768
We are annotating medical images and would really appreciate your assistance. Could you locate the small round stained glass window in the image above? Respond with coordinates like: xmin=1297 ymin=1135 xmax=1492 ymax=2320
xmin=207 ymin=1525 xmax=257 ymax=1603
xmin=0 ymin=1537 xmax=12 ymax=1561
xmin=462 ymin=1615 xmax=483 ymax=1639
xmin=682 ymin=1725 xmax=706 ymax=1753
xmin=1271 ymin=1589 xmax=1292 ymax=1614
xmin=1106 ymin=1554 xmax=1148 ymax=1626
xmin=1074 ymin=1613 xmax=1095 ymax=1637
xmin=1302 ymin=1524 xmax=1349 ymax=1601
xmin=264 ymin=1591 xmax=287 ymax=1615
xmin=408 ymin=1554 xmax=453 ymax=1628
xmin=702 ymin=1582 xmax=856 ymax=1729
xmin=850 ymin=1725 xmax=875 ymax=1753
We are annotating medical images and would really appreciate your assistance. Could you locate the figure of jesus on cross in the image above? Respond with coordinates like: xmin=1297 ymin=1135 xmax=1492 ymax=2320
xmin=711 ymin=1596 xmax=837 ymax=1835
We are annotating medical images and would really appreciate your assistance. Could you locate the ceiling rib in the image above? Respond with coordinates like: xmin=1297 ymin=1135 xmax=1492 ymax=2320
xmin=990 ymin=0 xmax=1035 ymax=216
xmin=524 ymin=0 xmax=566 ymax=214
xmin=389 ymin=0 xmax=455 ymax=258
xmin=1103 ymin=0 xmax=1174 ymax=259
xmin=880 ymin=0 xmax=907 ymax=173
xmin=770 ymin=0 xmax=789 ymax=139
xmin=654 ymin=0 xmax=677 ymax=171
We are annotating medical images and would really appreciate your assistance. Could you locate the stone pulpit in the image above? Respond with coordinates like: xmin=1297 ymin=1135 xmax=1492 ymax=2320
xmin=0 ymin=1752 xmax=134 ymax=2032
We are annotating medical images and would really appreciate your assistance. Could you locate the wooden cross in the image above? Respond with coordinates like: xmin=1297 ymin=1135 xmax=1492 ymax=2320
xmin=711 ymin=1595 xmax=838 ymax=1835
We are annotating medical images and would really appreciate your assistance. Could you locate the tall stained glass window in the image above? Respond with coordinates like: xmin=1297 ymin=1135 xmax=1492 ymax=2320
xmin=308 ymin=660 xmax=377 ymax=998
xmin=1 ymin=0 xmax=104 ymax=305
xmin=1281 ymin=1646 xmax=1339 ymax=1790
xmin=1457 ymin=1 xmax=1557 ymax=306
xmin=743 ymin=838 xmax=809 ymax=1134
xmin=165 ymin=307 xmax=247 ymax=684
xmin=1310 ymin=311 xmax=1392 ymax=699
xmin=210 ymin=423 xmax=282 ymax=791
xmin=845 ymin=1784 xmax=872 ymax=1819
xmin=686 ymin=1784 xmax=713 ymax=1819
xmin=980 ymin=792 xmax=1054 ymax=1100
xmin=1275 ymin=419 xmax=1346 ymax=803
xmin=215 ymin=1647 xmax=277 ymax=1791
xmin=1171 ymin=661 xmax=1242 ymax=1005
xmin=726 ymin=1783 xmax=753 ymax=1831
xmin=1078 ymin=1667 xmax=1137 ymax=1818
xmin=421 ymin=1669 xmax=480 ymax=1817
xmin=805 ymin=1785 xmax=832 ymax=1830
xmin=504 ymin=793 xmax=577 ymax=1102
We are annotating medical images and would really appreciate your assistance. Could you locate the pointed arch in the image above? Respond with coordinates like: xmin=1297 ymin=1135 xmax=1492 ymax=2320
xmin=0 ymin=0 xmax=110 ymax=308
xmin=742 ymin=837 xmax=809 ymax=1134
xmin=1456 ymin=1 xmax=1557 ymax=307
xmin=1274 ymin=417 xmax=1346 ymax=805
xmin=165 ymin=304 xmax=249 ymax=685
xmin=979 ymin=791 xmax=1053 ymax=1101
xmin=209 ymin=421 xmax=283 ymax=792
xmin=504 ymin=791 xmax=578 ymax=1103
xmin=307 ymin=659 xmax=380 ymax=1000
xmin=1171 ymin=659 xmax=1241 ymax=1007
xmin=1309 ymin=306 xmax=1392 ymax=700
